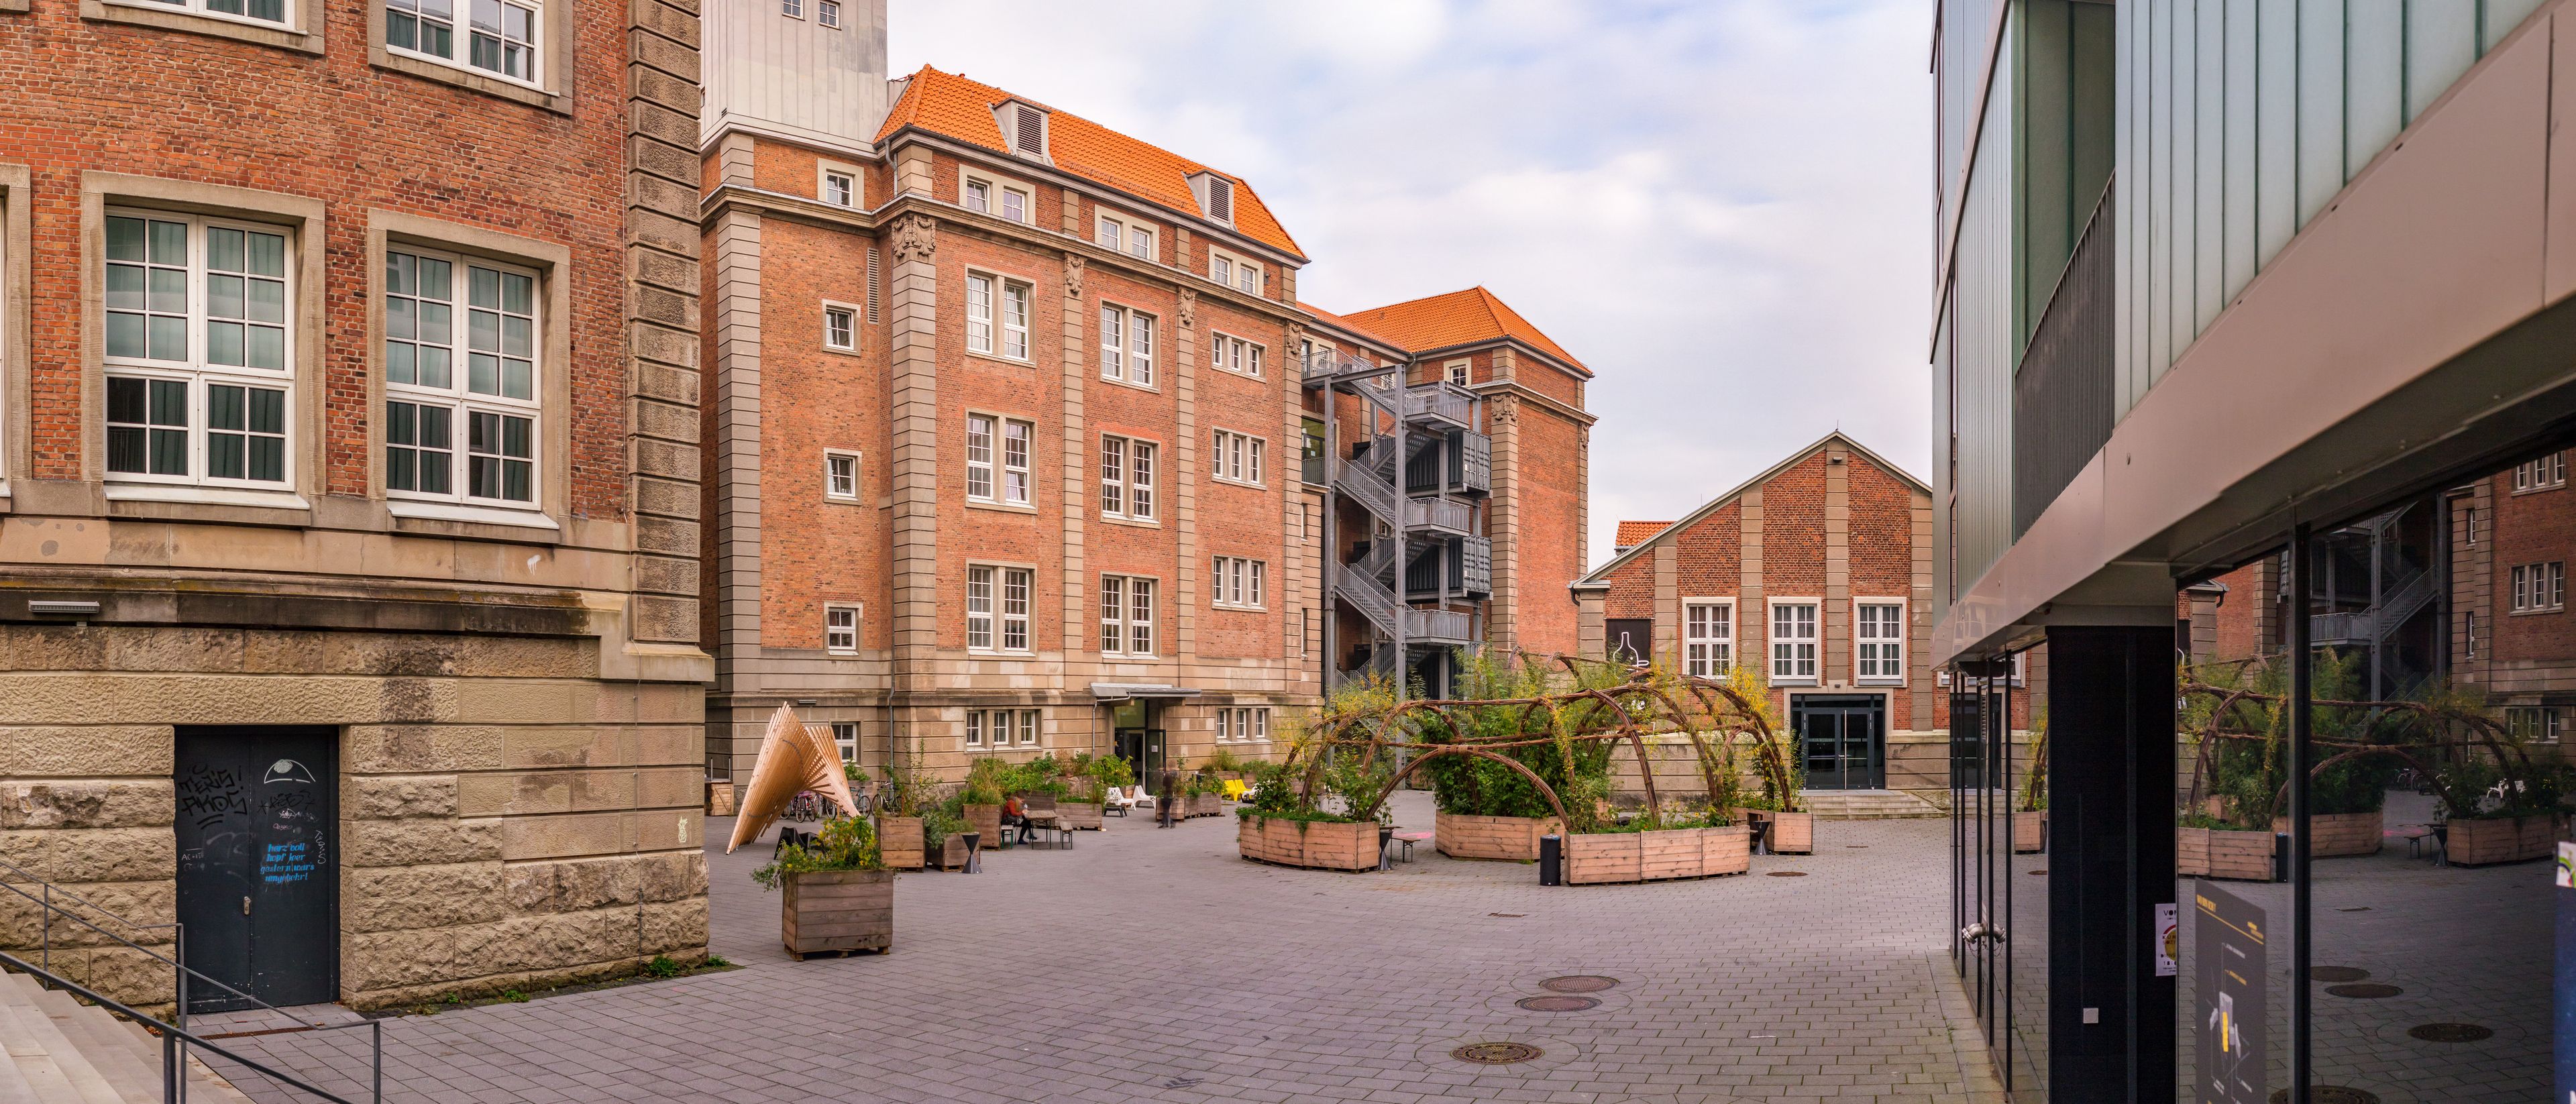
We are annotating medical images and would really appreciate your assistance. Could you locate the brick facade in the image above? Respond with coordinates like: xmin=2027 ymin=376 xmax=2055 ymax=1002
xmin=1 ymin=0 xmax=708 ymax=1010
xmin=1574 ymin=433 xmax=2030 ymax=791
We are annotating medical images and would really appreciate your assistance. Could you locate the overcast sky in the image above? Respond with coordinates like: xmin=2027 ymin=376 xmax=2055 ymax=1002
xmin=890 ymin=0 xmax=1934 ymax=569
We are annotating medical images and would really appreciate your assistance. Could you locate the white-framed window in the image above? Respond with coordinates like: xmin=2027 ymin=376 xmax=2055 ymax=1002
xmin=830 ymin=722 xmax=858 ymax=763
xmin=1445 ymin=359 xmax=1470 ymax=386
xmin=965 ymin=414 xmax=1032 ymax=506
xmin=2465 ymin=504 xmax=2482 ymax=546
xmin=1208 ymin=246 xmax=1260 ymax=295
xmin=1100 ymin=435 xmax=1156 ymax=520
xmin=1096 ymin=215 xmax=1157 ymax=262
xmin=2512 ymin=561 xmax=2566 ymax=613
xmin=822 ymin=304 xmax=855 ymax=350
xmin=382 ymin=245 xmax=542 ymax=506
xmin=1769 ymin=600 xmax=1819 ymax=683
xmin=824 ymin=449 xmax=859 ymax=501
xmin=2507 ymin=706 xmax=2563 ymax=743
xmin=157 ymin=0 xmax=290 ymax=26
xmin=1683 ymin=600 xmax=1732 ymax=678
xmin=105 ymin=211 xmax=297 ymax=490
xmin=1208 ymin=332 xmax=1264 ymax=378
xmin=964 ymin=708 xmax=1041 ymax=751
xmin=1212 ymin=557 xmax=1265 ymax=610
xmin=961 ymin=172 xmax=1032 ymax=225
xmin=777 ymin=0 xmax=798 ymax=14
xmin=1856 ymin=600 xmax=1904 ymax=682
xmin=1102 ymin=574 xmax=1156 ymax=656
xmin=821 ymin=170 xmax=855 ymax=208
xmin=1219 ymin=706 xmax=1269 ymax=742
xmin=1211 ymin=429 xmax=1265 ymax=486
xmin=815 ymin=0 xmax=837 ymax=25
xmin=388 ymin=0 xmax=540 ymax=85
xmin=967 ymin=565 xmax=1034 ymax=652
xmin=1098 ymin=304 xmax=1156 ymax=386
xmin=824 ymin=604 xmax=859 ymax=653
xmin=2515 ymin=452 xmax=2567 ymax=492
xmin=965 ymin=272 xmax=1031 ymax=361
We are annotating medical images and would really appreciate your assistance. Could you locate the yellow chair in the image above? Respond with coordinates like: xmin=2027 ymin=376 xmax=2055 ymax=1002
xmin=1221 ymin=779 xmax=1248 ymax=802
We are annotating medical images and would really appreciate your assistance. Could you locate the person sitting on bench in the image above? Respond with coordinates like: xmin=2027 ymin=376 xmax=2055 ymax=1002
xmin=1002 ymin=793 xmax=1034 ymax=844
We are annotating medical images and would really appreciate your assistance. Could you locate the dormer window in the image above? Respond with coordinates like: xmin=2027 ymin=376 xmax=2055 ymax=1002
xmin=998 ymin=101 xmax=1050 ymax=161
xmin=1189 ymin=172 xmax=1235 ymax=225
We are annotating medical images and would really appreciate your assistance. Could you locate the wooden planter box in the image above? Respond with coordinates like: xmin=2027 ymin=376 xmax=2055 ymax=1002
xmin=1060 ymin=802 xmax=1104 ymax=830
xmin=1435 ymin=810 xmax=1561 ymax=861
xmin=1189 ymin=793 xmax=1222 ymax=818
xmin=1564 ymin=826 xmax=1752 ymax=885
xmin=2178 ymin=827 xmax=2276 ymax=881
xmin=875 ymin=815 xmax=924 ymax=870
xmin=1733 ymin=809 xmax=1815 ymax=854
xmin=2273 ymin=809 xmax=2381 ymax=859
xmin=1238 ymin=815 xmax=1380 ymax=871
xmin=2012 ymin=810 xmax=2047 ymax=854
xmin=933 ymin=832 xmax=970 ymax=870
xmin=963 ymin=804 xmax=1002 ymax=844
xmin=706 ymin=781 xmax=737 ymax=816
xmin=782 ymin=869 xmax=892 ymax=960
xmin=2448 ymin=813 xmax=2561 ymax=866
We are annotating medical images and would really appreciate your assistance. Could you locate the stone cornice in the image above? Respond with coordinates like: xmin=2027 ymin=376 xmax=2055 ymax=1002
xmin=1469 ymin=380 xmax=1596 ymax=427
xmin=877 ymin=130 xmax=1309 ymax=266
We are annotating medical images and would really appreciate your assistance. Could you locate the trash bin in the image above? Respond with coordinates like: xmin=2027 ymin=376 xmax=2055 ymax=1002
xmin=1539 ymin=834 xmax=1562 ymax=886
xmin=962 ymin=831 xmax=982 ymax=874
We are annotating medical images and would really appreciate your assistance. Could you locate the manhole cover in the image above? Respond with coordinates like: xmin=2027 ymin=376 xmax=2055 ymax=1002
xmin=1539 ymin=975 xmax=1619 ymax=993
xmin=2408 ymin=1022 xmax=2494 ymax=1043
xmin=2326 ymin=983 xmax=2404 ymax=999
xmin=2312 ymin=966 xmax=2371 ymax=983
xmin=1766 ymin=871 xmax=1807 ymax=877
xmin=2270 ymin=1088 xmax=2379 ymax=1104
xmin=1516 ymin=995 xmax=1600 ymax=1012
xmin=1452 ymin=1042 xmax=1543 ymax=1064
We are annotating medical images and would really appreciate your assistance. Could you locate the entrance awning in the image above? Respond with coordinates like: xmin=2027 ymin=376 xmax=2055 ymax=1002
xmin=1088 ymin=683 xmax=1201 ymax=702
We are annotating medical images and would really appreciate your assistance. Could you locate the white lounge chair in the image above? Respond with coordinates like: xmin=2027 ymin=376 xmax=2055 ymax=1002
xmin=1104 ymin=786 xmax=1136 ymax=816
xmin=1126 ymin=785 xmax=1156 ymax=812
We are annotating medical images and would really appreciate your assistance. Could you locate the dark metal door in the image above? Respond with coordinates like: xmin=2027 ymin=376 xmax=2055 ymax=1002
xmin=1794 ymin=696 xmax=1885 ymax=789
xmin=176 ymin=727 xmax=337 ymax=1011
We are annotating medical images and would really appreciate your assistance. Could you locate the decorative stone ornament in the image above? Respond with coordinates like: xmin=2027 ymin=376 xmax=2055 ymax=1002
xmin=892 ymin=213 xmax=936 ymax=264
xmin=1177 ymin=288 xmax=1197 ymax=329
xmin=1062 ymin=253 xmax=1085 ymax=298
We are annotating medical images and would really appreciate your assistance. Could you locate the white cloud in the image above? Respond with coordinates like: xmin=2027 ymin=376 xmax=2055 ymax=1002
xmin=890 ymin=0 xmax=1933 ymax=567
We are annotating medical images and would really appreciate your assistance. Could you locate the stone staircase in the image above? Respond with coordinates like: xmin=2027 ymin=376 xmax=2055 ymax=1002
xmin=1800 ymin=789 xmax=1945 ymax=820
xmin=0 ymin=970 xmax=255 ymax=1103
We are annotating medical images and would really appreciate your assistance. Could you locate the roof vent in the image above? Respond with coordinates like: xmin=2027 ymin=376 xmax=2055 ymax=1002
xmin=1189 ymin=172 xmax=1235 ymax=224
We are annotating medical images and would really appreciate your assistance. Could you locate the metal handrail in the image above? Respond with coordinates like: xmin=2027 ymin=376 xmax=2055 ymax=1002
xmin=0 ymin=852 xmax=386 ymax=1101
xmin=0 ymin=951 xmax=379 ymax=1104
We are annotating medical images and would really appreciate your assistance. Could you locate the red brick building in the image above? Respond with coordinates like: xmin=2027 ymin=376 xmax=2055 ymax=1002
xmin=696 ymin=8 xmax=1595 ymax=781
xmin=1304 ymin=288 xmax=1593 ymax=698
xmin=1 ymin=0 xmax=706 ymax=1009
xmin=1572 ymin=433 xmax=2012 ymax=794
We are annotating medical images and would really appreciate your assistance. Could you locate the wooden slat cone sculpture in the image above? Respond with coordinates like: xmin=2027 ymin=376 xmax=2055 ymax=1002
xmin=725 ymin=704 xmax=860 ymax=852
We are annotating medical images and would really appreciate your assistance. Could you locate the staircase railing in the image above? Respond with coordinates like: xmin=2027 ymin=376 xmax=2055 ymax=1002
xmin=0 ymin=950 xmax=380 ymax=1104
xmin=1334 ymin=456 xmax=1400 ymax=526
xmin=1335 ymin=557 xmax=1401 ymax=639
xmin=0 ymin=852 xmax=386 ymax=1103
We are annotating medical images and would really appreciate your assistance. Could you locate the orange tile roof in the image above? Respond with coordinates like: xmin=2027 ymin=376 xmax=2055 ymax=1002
xmin=1615 ymin=520 xmax=1672 ymax=547
xmin=875 ymin=66 xmax=1303 ymax=258
xmin=1336 ymin=286 xmax=1587 ymax=373
xmin=1297 ymin=300 xmax=1404 ymax=349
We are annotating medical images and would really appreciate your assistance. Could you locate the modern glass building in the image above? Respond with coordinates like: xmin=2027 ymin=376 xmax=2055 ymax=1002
xmin=1935 ymin=1 xmax=2571 ymax=1100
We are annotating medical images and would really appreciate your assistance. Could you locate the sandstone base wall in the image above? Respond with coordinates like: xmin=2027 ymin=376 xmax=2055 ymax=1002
xmin=0 ymin=624 xmax=709 ymax=1011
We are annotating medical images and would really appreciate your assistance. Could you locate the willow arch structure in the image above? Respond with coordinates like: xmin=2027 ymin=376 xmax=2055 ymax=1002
xmin=1273 ymin=657 xmax=1804 ymax=828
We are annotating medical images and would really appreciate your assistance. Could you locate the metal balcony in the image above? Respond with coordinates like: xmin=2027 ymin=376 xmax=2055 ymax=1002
xmin=1403 ymin=495 xmax=1473 ymax=537
xmin=1405 ymin=607 xmax=1475 ymax=647
xmin=1303 ymin=347 xmax=1395 ymax=386
xmin=1405 ymin=429 xmax=1491 ymax=498
xmin=1403 ymin=382 xmax=1474 ymax=430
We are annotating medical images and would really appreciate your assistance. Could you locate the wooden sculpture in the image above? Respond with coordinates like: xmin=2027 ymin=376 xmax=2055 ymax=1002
xmin=724 ymin=703 xmax=861 ymax=852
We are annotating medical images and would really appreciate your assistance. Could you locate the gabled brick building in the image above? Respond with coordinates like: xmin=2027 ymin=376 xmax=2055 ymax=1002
xmin=1572 ymin=433 xmax=1994 ymax=792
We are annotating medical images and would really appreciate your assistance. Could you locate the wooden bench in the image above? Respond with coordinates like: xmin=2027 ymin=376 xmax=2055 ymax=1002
xmin=1391 ymin=831 xmax=1431 ymax=863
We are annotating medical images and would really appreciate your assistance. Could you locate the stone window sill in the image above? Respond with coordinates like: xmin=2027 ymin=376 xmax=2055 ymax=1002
xmin=1099 ymin=514 xmax=1159 ymax=529
xmin=965 ymin=500 xmax=1038 ymax=516
xmin=84 ymin=0 xmax=324 ymax=54
xmin=371 ymin=46 xmax=572 ymax=115
xmin=386 ymin=498 xmax=561 ymax=531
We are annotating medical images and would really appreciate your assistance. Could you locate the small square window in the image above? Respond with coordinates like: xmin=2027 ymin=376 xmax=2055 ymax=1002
xmin=780 ymin=0 xmax=800 ymax=16
xmin=823 ymin=305 xmax=855 ymax=350
xmin=824 ymin=605 xmax=858 ymax=653
xmin=822 ymin=172 xmax=855 ymax=207
xmin=816 ymin=0 xmax=838 ymax=26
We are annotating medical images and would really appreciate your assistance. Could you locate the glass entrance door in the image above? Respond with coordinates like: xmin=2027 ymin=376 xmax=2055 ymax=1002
xmin=1792 ymin=695 xmax=1884 ymax=789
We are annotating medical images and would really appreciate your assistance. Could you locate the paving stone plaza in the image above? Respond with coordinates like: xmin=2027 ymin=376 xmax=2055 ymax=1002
xmin=206 ymin=793 xmax=2006 ymax=1103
